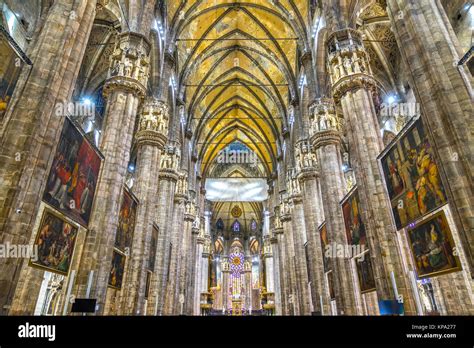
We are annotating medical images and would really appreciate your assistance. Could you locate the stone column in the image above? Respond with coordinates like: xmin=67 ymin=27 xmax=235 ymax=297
xmin=193 ymin=234 xmax=205 ymax=315
xmin=270 ymin=235 xmax=282 ymax=315
xmin=309 ymin=98 xmax=357 ymax=315
xmin=175 ymin=201 xmax=195 ymax=315
xmin=280 ymin=198 xmax=300 ymax=315
xmin=387 ymin=0 xmax=474 ymax=274
xmin=263 ymin=236 xmax=275 ymax=293
xmin=163 ymin=174 xmax=187 ymax=315
xmin=73 ymin=32 xmax=150 ymax=314
xmin=296 ymin=143 xmax=328 ymax=314
xmin=185 ymin=224 xmax=200 ymax=315
xmin=122 ymin=99 xmax=168 ymax=315
xmin=152 ymin=148 xmax=180 ymax=315
xmin=287 ymin=172 xmax=312 ymax=315
xmin=326 ymin=29 xmax=415 ymax=314
xmin=0 ymin=0 xmax=97 ymax=314
xmin=273 ymin=213 xmax=287 ymax=315
xmin=200 ymin=236 xmax=211 ymax=312
xmin=221 ymin=260 xmax=230 ymax=313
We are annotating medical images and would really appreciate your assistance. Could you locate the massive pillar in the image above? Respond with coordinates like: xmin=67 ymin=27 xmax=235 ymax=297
xmin=326 ymin=29 xmax=415 ymax=314
xmin=309 ymin=99 xmax=356 ymax=315
xmin=287 ymin=172 xmax=312 ymax=315
xmin=0 ymin=0 xmax=97 ymax=314
xmin=151 ymin=148 xmax=180 ymax=315
xmin=295 ymin=141 xmax=328 ymax=314
xmin=387 ymin=0 xmax=474 ymax=275
xmin=74 ymin=32 xmax=150 ymax=314
xmin=122 ymin=99 xmax=168 ymax=315
xmin=163 ymin=175 xmax=187 ymax=315
xmin=172 ymin=197 xmax=196 ymax=315
xmin=279 ymin=198 xmax=300 ymax=315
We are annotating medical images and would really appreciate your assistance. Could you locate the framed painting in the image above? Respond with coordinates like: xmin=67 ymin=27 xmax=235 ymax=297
xmin=407 ymin=211 xmax=461 ymax=279
xmin=0 ymin=28 xmax=29 ymax=122
xmin=29 ymin=208 xmax=78 ymax=276
xmin=43 ymin=118 xmax=102 ymax=227
xmin=108 ymin=249 xmax=126 ymax=290
xmin=319 ymin=222 xmax=330 ymax=272
xmin=114 ymin=187 xmax=138 ymax=253
xmin=341 ymin=187 xmax=367 ymax=246
xmin=355 ymin=252 xmax=376 ymax=293
xmin=379 ymin=118 xmax=447 ymax=229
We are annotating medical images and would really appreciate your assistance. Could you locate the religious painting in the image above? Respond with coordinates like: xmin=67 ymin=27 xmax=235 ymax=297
xmin=0 ymin=30 xmax=24 ymax=122
xmin=319 ymin=222 xmax=330 ymax=272
xmin=355 ymin=252 xmax=376 ymax=293
xmin=114 ymin=188 xmax=138 ymax=253
xmin=108 ymin=249 xmax=126 ymax=290
xmin=30 ymin=209 xmax=78 ymax=276
xmin=380 ymin=118 xmax=447 ymax=229
xmin=341 ymin=187 xmax=367 ymax=247
xmin=148 ymin=224 xmax=158 ymax=271
xmin=327 ymin=270 xmax=336 ymax=300
xmin=43 ymin=118 xmax=102 ymax=227
xmin=407 ymin=211 xmax=461 ymax=279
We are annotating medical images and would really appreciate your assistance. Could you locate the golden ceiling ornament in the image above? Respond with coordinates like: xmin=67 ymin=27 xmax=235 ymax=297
xmin=231 ymin=205 xmax=242 ymax=217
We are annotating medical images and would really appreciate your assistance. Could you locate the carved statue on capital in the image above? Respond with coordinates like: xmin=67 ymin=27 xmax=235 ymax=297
xmin=309 ymin=99 xmax=343 ymax=136
xmin=160 ymin=145 xmax=181 ymax=170
xmin=137 ymin=99 xmax=169 ymax=144
xmin=109 ymin=33 xmax=150 ymax=87
xmin=295 ymin=141 xmax=318 ymax=170
xmin=175 ymin=173 xmax=188 ymax=195
xmin=326 ymin=28 xmax=376 ymax=100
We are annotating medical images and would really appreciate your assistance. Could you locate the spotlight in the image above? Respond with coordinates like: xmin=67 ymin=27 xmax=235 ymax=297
xmin=81 ymin=97 xmax=93 ymax=105
xmin=386 ymin=94 xmax=397 ymax=104
xmin=128 ymin=164 xmax=135 ymax=172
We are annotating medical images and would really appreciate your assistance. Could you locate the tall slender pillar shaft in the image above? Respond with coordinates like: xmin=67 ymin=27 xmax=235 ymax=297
xmin=297 ymin=161 xmax=327 ymax=314
xmin=310 ymin=99 xmax=357 ymax=315
xmin=122 ymin=99 xmax=168 ymax=314
xmin=74 ymin=32 xmax=150 ymax=314
xmin=327 ymin=29 xmax=415 ymax=314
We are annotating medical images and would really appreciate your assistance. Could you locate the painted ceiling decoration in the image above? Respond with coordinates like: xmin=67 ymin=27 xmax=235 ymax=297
xmin=169 ymin=0 xmax=310 ymax=178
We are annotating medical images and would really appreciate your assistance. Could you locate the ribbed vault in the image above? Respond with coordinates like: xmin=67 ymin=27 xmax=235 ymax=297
xmin=171 ymin=0 xmax=309 ymax=177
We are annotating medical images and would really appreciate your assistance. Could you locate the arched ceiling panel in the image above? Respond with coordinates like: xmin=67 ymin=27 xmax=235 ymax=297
xmin=171 ymin=0 xmax=308 ymax=178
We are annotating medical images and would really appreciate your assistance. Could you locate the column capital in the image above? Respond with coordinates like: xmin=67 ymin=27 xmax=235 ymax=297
xmin=294 ymin=140 xmax=319 ymax=173
xmin=273 ymin=227 xmax=284 ymax=235
xmin=135 ymin=98 xmax=168 ymax=148
xmin=103 ymin=32 xmax=151 ymax=99
xmin=297 ymin=167 xmax=319 ymax=182
xmin=174 ymin=193 xmax=188 ymax=204
xmin=280 ymin=213 xmax=292 ymax=222
xmin=184 ymin=214 xmax=195 ymax=222
xmin=325 ymin=28 xmax=378 ymax=101
xmin=159 ymin=168 xmax=179 ymax=182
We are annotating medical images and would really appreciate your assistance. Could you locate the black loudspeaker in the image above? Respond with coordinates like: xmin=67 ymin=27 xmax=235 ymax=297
xmin=71 ymin=298 xmax=97 ymax=313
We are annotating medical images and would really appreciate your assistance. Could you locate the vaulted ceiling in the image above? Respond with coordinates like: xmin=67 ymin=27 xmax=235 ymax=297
xmin=169 ymin=0 xmax=310 ymax=177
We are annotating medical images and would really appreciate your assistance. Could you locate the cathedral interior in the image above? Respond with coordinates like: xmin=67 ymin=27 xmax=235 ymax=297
xmin=0 ymin=0 xmax=472 ymax=317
